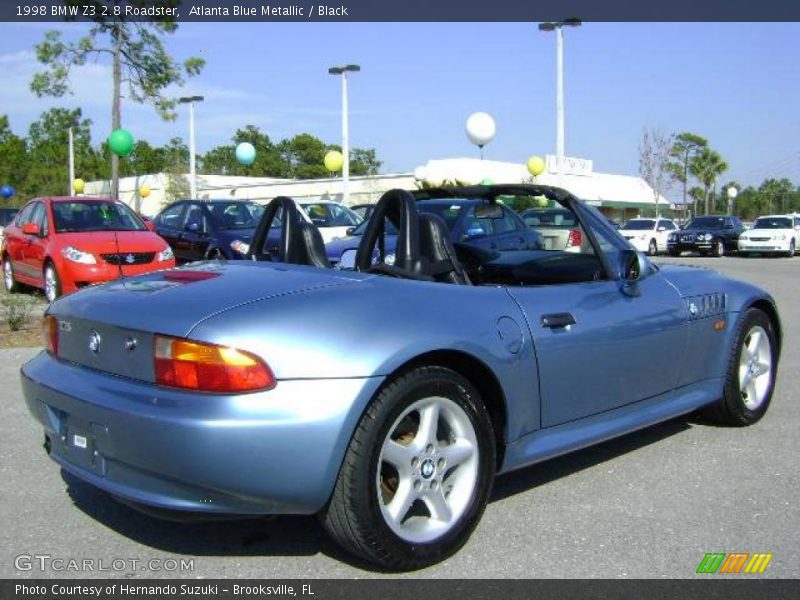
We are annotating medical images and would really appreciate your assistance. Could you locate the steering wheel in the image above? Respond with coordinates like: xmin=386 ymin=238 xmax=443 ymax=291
xmin=246 ymin=196 xmax=303 ymax=262
xmin=354 ymin=189 xmax=427 ymax=279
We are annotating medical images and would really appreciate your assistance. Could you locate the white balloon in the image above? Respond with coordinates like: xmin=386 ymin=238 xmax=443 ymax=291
xmin=414 ymin=166 xmax=428 ymax=181
xmin=465 ymin=112 xmax=496 ymax=147
xmin=727 ymin=187 xmax=738 ymax=199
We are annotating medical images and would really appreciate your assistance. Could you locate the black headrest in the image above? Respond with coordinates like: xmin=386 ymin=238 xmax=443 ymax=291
xmin=418 ymin=213 xmax=469 ymax=285
xmin=286 ymin=221 xmax=331 ymax=269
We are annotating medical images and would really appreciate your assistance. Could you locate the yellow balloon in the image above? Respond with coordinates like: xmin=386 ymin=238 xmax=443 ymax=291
xmin=527 ymin=155 xmax=546 ymax=177
xmin=324 ymin=150 xmax=344 ymax=173
xmin=73 ymin=178 xmax=85 ymax=194
xmin=139 ymin=185 xmax=151 ymax=198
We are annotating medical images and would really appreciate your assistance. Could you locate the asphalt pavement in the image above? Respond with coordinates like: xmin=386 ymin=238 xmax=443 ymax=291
xmin=1 ymin=255 xmax=797 ymax=579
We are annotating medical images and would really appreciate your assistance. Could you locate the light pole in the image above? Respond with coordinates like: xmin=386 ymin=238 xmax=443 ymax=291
xmin=328 ymin=64 xmax=360 ymax=204
xmin=726 ymin=186 xmax=738 ymax=216
xmin=178 ymin=95 xmax=204 ymax=199
xmin=538 ymin=18 xmax=581 ymax=180
xmin=68 ymin=126 xmax=75 ymax=196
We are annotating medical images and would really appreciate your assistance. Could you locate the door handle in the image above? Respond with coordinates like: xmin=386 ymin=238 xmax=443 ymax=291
xmin=541 ymin=313 xmax=576 ymax=328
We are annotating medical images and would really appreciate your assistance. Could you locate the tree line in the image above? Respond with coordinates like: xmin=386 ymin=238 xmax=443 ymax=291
xmin=0 ymin=108 xmax=382 ymax=207
xmin=639 ymin=129 xmax=799 ymax=220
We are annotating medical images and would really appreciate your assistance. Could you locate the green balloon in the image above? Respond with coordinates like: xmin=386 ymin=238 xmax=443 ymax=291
xmin=480 ymin=178 xmax=494 ymax=185
xmin=108 ymin=129 xmax=134 ymax=157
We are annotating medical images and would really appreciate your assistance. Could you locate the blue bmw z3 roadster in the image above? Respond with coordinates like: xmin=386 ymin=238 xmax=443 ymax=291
xmin=21 ymin=184 xmax=781 ymax=570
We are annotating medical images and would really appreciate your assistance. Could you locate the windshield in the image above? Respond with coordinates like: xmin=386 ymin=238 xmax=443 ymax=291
xmin=208 ymin=202 xmax=264 ymax=230
xmin=53 ymin=201 xmax=146 ymax=233
xmin=621 ymin=219 xmax=656 ymax=231
xmin=753 ymin=217 xmax=792 ymax=230
xmin=521 ymin=208 xmax=579 ymax=228
xmin=686 ymin=216 xmax=725 ymax=230
xmin=301 ymin=203 xmax=361 ymax=227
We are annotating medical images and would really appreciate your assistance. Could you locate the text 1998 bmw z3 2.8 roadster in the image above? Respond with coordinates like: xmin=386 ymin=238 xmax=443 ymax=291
xmin=21 ymin=185 xmax=781 ymax=570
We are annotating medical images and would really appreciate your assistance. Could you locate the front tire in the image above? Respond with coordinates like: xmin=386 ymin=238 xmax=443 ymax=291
xmin=3 ymin=256 xmax=18 ymax=293
xmin=322 ymin=366 xmax=496 ymax=570
xmin=648 ymin=239 xmax=658 ymax=256
xmin=713 ymin=238 xmax=725 ymax=257
xmin=786 ymin=239 xmax=795 ymax=258
xmin=704 ymin=308 xmax=777 ymax=426
xmin=44 ymin=262 xmax=61 ymax=302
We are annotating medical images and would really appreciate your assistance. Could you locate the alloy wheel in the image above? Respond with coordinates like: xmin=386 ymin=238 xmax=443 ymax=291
xmin=738 ymin=325 xmax=772 ymax=410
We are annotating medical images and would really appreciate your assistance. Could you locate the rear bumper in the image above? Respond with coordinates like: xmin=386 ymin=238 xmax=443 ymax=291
xmin=21 ymin=352 xmax=383 ymax=515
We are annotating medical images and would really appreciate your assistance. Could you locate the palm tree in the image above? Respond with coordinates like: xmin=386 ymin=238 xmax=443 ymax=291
xmin=690 ymin=148 xmax=728 ymax=214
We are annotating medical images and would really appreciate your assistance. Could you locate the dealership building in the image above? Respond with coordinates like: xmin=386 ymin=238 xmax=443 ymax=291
xmin=85 ymin=155 xmax=668 ymax=222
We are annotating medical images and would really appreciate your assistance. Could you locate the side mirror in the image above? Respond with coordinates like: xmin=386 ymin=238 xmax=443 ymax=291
xmin=619 ymin=249 xmax=649 ymax=297
xmin=346 ymin=226 xmax=356 ymax=236
xmin=22 ymin=223 xmax=40 ymax=236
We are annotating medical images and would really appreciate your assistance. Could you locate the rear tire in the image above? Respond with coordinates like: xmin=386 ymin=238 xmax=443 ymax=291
xmin=703 ymin=308 xmax=777 ymax=426
xmin=44 ymin=262 xmax=61 ymax=302
xmin=3 ymin=256 xmax=19 ymax=293
xmin=322 ymin=366 xmax=496 ymax=570
xmin=786 ymin=240 xmax=795 ymax=258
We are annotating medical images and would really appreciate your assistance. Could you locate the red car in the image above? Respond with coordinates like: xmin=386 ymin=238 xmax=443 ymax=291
xmin=2 ymin=197 xmax=176 ymax=302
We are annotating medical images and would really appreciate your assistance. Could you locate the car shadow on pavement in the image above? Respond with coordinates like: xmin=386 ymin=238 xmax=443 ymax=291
xmin=59 ymin=469 xmax=370 ymax=567
xmin=491 ymin=417 xmax=692 ymax=502
xmin=60 ymin=415 xmax=694 ymax=571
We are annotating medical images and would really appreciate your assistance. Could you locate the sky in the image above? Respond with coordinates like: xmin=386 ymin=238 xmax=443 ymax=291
xmin=0 ymin=22 xmax=798 ymax=201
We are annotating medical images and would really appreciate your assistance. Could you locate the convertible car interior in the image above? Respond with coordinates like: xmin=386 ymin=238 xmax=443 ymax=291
xmin=249 ymin=187 xmax=610 ymax=287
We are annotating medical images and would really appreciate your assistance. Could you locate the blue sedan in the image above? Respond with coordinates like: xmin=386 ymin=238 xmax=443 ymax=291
xmin=325 ymin=198 xmax=543 ymax=267
xmin=22 ymin=184 xmax=781 ymax=571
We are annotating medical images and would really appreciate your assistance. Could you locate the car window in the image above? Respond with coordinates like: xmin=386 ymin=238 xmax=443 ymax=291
xmin=301 ymin=203 xmax=360 ymax=227
xmin=15 ymin=203 xmax=35 ymax=225
xmin=621 ymin=219 xmax=656 ymax=231
xmin=522 ymin=208 xmax=579 ymax=228
xmin=183 ymin=204 xmax=209 ymax=233
xmin=158 ymin=204 xmax=185 ymax=228
xmin=208 ymin=202 xmax=264 ymax=229
xmin=753 ymin=217 xmax=792 ymax=229
xmin=493 ymin=208 xmax=522 ymax=234
xmin=30 ymin=202 xmax=47 ymax=235
xmin=52 ymin=201 xmax=147 ymax=232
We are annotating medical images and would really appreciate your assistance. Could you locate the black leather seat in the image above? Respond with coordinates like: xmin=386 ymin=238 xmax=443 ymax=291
xmin=418 ymin=213 xmax=470 ymax=284
xmin=248 ymin=196 xmax=331 ymax=268
xmin=285 ymin=221 xmax=331 ymax=269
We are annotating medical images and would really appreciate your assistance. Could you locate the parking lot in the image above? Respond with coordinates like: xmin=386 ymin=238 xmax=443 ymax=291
xmin=1 ymin=255 xmax=797 ymax=579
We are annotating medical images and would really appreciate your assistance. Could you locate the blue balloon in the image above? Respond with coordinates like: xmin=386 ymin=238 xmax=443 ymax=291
xmin=1 ymin=185 xmax=14 ymax=198
xmin=235 ymin=142 xmax=256 ymax=166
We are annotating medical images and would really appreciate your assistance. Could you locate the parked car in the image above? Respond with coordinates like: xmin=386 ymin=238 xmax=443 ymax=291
xmin=0 ymin=207 xmax=19 ymax=243
xmin=619 ymin=217 xmax=679 ymax=255
xmin=666 ymin=215 xmax=745 ymax=257
xmin=22 ymin=184 xmax=781 ymax=570
xmin=520 ymin=207 xmax=585 ymax=253
xmin=153 ymin=200 xmax=264 ymax=261
xmin=323 ymin=197 xmax=543 ymax=267
xmin=2 ymin=197 xmax=175 ymax=302
xmin=350 ymin=203 xmax=376 ymax=221
xmin=738 ymin=214 xmax=799 ymax=257
xmin=296 ymin=200 xmax=362 ymax=243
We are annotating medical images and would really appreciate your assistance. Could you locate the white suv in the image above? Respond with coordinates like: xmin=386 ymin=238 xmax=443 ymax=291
xmin=620 ymin=217 xmax=678 ymax=255
xmin=738 ymin=214 xmax=799 ymax=257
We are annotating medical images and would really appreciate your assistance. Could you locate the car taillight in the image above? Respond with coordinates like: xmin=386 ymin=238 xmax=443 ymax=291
xmin=153 ymin=335 xmax=275 ymax=393
xmin=42 ymin=315 xmax=58 ymax=355
xmin=567 ymin=228 xmax=582 ymax=247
